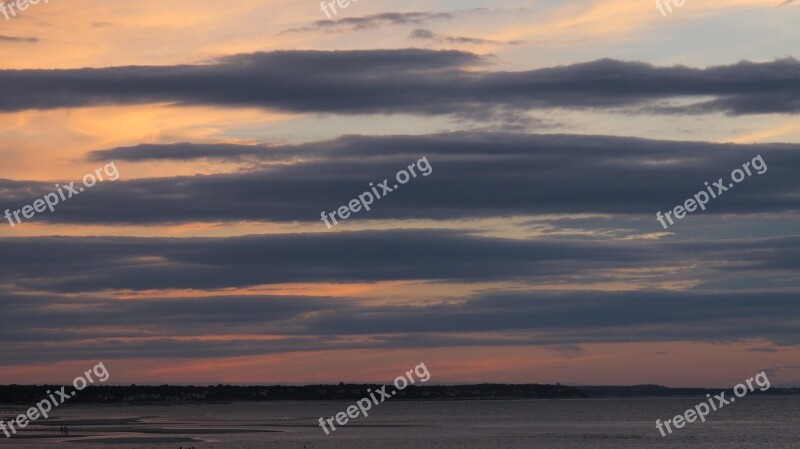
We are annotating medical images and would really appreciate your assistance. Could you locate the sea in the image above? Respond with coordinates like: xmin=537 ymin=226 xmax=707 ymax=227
xmin=0 ymin=397 xmax=797 ymax=448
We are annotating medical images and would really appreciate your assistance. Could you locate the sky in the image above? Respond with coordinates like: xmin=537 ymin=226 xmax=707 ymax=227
xmin=0 ymin=0 xmax=799 ymax=388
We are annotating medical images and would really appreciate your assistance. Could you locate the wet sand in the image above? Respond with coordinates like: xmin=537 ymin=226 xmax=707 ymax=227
xmin=1 ymin=415 xmax=279 ymax=445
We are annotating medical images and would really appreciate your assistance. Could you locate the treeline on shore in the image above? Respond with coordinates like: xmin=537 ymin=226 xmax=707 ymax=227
xmin=0 ymin=383 xmax=586 ymax=404
xmin=0 ymin=383 xmax=797 ymax=404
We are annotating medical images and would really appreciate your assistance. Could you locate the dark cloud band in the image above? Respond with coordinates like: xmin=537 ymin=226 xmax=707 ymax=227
xmin=0 ymin=231 xmax=797 ymax=293
xmin=4 ymin=133 xmax=796 ymax=225
xmin=0 ymin=289 xmax=797 ymax=363
xmin=1 ymin=50 xmax=799 ymax=115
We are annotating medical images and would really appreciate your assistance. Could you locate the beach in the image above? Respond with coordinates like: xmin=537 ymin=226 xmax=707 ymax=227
xmin=0 ymin=397 xmax=797 ymax=448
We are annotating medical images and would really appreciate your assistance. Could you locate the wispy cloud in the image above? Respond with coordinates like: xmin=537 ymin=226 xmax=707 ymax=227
xmin=409 ymin=28 xmax=526 ymax=46
xmin=283 ymin=11 xmax=452 ymax=34
xmin=0 ymin=35 xmax=39 ymax=43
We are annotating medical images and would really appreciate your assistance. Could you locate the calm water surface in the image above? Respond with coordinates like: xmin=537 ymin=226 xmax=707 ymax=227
xmin=0 ymin=397 xmax=797 ymax=448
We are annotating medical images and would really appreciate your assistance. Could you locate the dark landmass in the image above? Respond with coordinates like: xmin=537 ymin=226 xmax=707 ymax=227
xmin=0 ymin=383 xmax=797 ymax=404
xmin=0 ymin=383 xmax=587 ymax=404
xmin=580 ymin=384 xmax=800 ymax=398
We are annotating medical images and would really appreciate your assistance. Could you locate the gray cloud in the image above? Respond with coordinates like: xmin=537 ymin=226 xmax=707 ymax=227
xmin=306 ymin=290 xmax=800 ymax=345
xmin=0 ymin=230 xmax=656 ymax=292
xmin=1 ymin=50 xmax=800 ymax=116
xmin=0 ymin=35 xmax=39 ymax=43
xmin=0 ymin=231 xmax=797 ymax=294
xmin=409 ymin=28 xmax=526 ymax=46
xmin=0 ymin=289 xmax=797 ymax=363
xmin=87 ymin=142 xmax=277 ymax=162
xmin=8 ymin=133 xmax=795 ymax=225
xmin=284 ymin=12 xmax=453 ymax=33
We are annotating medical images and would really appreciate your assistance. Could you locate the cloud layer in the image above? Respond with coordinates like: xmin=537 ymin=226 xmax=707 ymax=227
xmin=2 ymin=287 xmax=798 ymax=364
xmin=2 ymin=133 xmax=794 ymax=225
xmin=1 ymin=51 xmax=800 ymax=116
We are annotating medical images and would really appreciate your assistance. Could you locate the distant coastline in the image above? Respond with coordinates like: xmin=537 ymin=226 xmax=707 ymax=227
xmin=0 ymin=384 xmax=797 ymax=405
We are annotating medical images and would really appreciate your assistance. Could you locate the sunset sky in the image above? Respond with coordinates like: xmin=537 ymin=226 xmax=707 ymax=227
xmin=1 ymin=0 xmax=799 ymax=387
